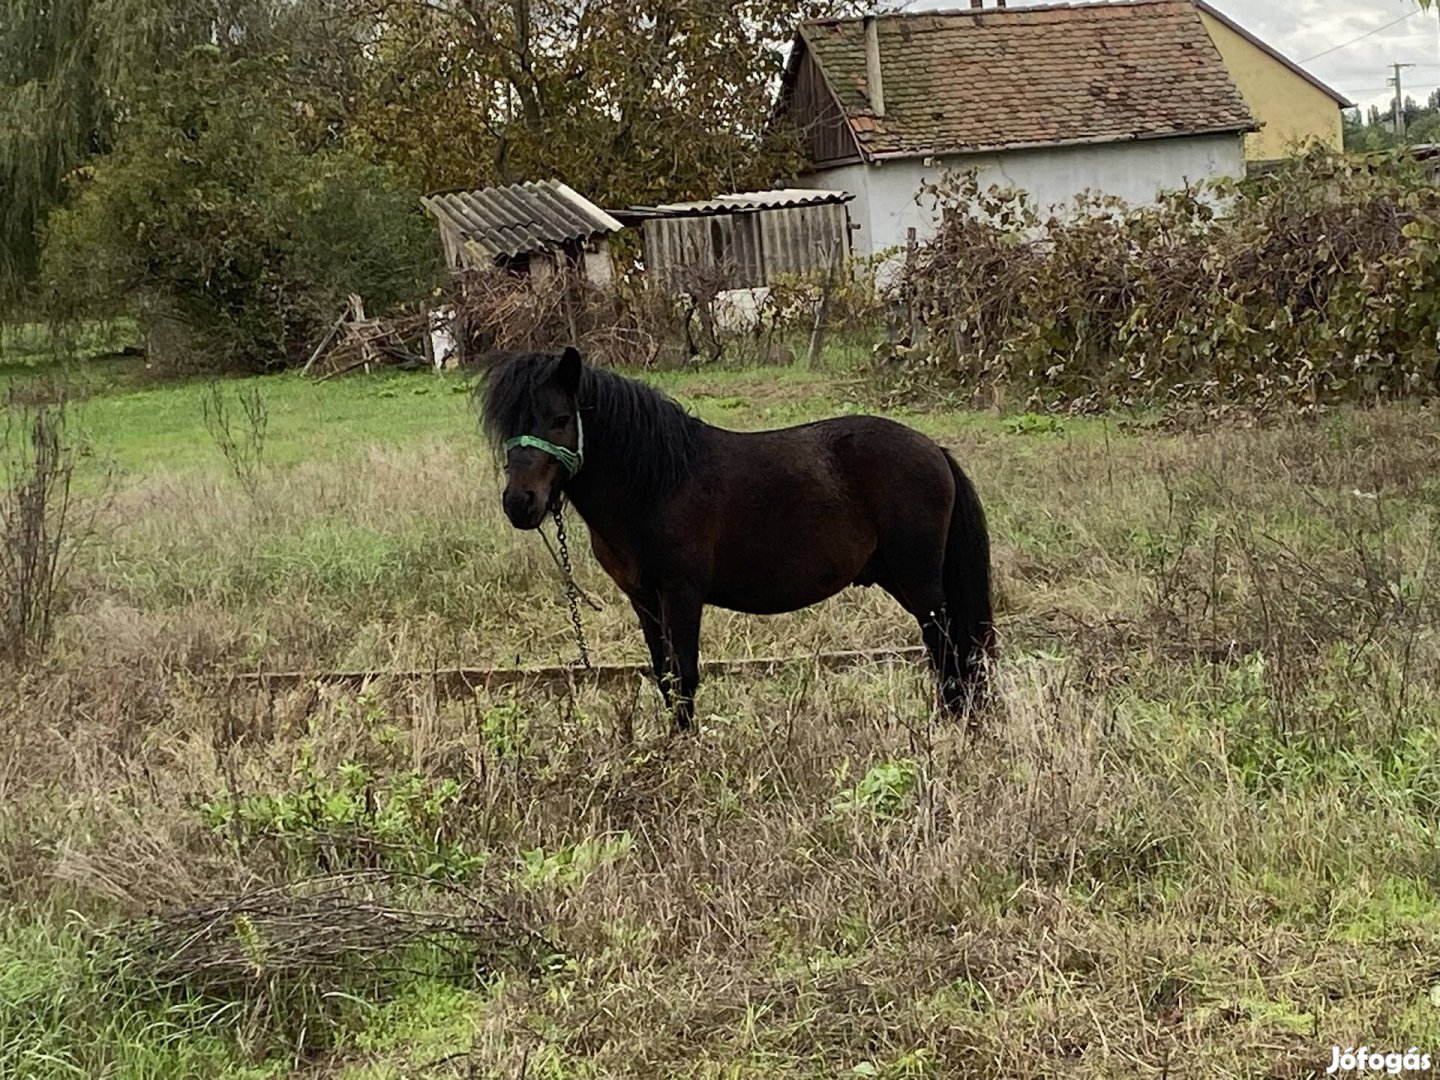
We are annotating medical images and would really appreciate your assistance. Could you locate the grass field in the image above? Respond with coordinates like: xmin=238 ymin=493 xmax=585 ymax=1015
xmin=3 ymin=348 xmax=1440 ymax=1078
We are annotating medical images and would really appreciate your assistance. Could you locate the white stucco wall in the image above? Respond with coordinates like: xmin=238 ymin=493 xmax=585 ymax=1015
xmin=582 ymin=238 xmax=615 ymax=285
xmin=802 ymin=133 xmax=1245 ymax=270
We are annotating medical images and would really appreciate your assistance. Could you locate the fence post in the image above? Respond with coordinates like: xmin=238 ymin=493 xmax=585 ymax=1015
xmin=905 ymin=226 xmax=918 ymax=344
xmin=807 ymin=240 xmax=843 ymax=370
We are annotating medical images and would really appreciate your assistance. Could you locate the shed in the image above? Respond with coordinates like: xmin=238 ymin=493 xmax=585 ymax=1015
xmin=622 ymin=189 xmax=855 ymax=292
xmin=421 ymin=179 xmax=624 ymax=284
xmin=1401 ymin=143 xmax=1440 ymax=182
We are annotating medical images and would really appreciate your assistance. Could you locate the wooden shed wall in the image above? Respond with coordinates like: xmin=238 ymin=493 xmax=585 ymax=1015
xmin=782 ymin=45 xmax=859 ymax=167
xmin=642 ymin=203 xmax=850 ymax=290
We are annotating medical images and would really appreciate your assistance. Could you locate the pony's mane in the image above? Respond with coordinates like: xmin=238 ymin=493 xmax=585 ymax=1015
xmin=478 ymin=351 xmax=706 ymax=501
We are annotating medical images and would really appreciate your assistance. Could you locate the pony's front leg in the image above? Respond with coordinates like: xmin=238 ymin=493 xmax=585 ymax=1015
xmin=629 ymin=594 xmax=672 ymax=710
xmin=659 ymin=587 xmax=703 ymax=734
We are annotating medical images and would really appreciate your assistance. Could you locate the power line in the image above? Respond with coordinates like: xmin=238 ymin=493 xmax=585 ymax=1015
xmin=1300 ymin=8 xmax=1426 ymax=63
xmin=1347 ymin=81 xmax=1440 ymax=95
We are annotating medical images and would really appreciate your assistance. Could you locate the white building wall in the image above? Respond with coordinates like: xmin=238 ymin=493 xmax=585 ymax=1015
xmin=802 ymin=133 xmax=1245 ymax=269
xmin=582 ymin=239 xmax=614 ymax=285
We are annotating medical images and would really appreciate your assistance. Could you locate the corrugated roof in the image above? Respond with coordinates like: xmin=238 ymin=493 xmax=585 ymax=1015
xmin=421 ymin=179 xmax=623 ymax=260
xmin=633 ymin=188 xmax=855 ymax=217
xmin=794 ymin=1 xmax=1257 ymax=160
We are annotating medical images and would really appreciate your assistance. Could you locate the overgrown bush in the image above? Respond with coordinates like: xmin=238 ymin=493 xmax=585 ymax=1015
xmin=452 ymin=258 xmax=872 ymax=372
xmin=898 ymin=146 xmax=1440 ymax=414
xmin=1 ymin=389 xmax=101 ymax=666
xmin=41 ymin=53 xmax=439 ymax=373
xmin=452 ymin=265 xmax=672 ymax=369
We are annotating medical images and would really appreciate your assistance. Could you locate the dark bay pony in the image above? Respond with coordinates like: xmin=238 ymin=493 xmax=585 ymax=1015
xmin=479 ymin=347 xmax=996 ymax=732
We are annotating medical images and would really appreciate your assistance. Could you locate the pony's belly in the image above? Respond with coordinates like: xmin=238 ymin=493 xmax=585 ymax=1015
xmin=707 ymin=574 xmax=853 ymax=615
xmin=704 ymin=519 xmax=875 ymax=615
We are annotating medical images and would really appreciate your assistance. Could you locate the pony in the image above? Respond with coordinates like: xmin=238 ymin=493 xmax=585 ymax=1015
xmin=479 ymin=346 xmax=996 ymax=733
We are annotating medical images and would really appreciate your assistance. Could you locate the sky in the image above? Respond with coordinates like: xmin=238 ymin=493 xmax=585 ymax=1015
xmin=909 ymin=0 xmax=1440 ymax=116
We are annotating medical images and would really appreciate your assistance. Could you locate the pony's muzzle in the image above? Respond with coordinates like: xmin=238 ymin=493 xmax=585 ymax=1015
xmin=502 ymin=488 xmax=545 ymax=530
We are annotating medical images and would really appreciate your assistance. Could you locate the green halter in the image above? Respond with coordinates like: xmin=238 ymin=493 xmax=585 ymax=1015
xmin=503 ymin=414 xmax=584 ymax=478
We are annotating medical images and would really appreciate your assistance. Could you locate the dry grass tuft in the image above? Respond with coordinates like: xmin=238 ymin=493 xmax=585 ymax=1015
xmin=114 ymin=870 xmax=550 ymax=994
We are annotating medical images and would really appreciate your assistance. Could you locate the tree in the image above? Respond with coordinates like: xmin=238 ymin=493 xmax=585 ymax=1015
xmin=0 ymin=0 xmax=110 ymax=313
xmin=0 ymin=0 xmax=368 ymax=314
xmin=346 ymin=0 xmax=874 ymax=206
xmin=42 ymin=53 xmax=437 ymax=370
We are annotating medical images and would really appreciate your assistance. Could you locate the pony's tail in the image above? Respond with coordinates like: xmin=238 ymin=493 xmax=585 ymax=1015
xmin=941 ymin=450 xmax=997 ymax=713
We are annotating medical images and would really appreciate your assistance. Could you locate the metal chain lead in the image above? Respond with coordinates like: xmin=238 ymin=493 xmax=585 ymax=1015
xmin=550 ymin=501 xmax=592 ymax=670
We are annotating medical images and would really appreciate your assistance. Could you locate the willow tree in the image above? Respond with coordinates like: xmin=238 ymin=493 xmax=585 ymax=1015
xmin=0 ymin=0 xmax=362 ymax=315
xmin=0 ymin=0 xmax=107 ymax=312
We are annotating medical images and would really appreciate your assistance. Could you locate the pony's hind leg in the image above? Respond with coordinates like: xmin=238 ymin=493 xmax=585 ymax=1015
xmin=918 ymin=606 xmax=972 ymax=720
xmin=875 ymin=545 xmax=971 ymax=721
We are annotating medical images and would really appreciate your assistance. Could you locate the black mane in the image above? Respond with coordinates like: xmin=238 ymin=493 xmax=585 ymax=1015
xmin=478 ymin=351 xmax=706 ymax=502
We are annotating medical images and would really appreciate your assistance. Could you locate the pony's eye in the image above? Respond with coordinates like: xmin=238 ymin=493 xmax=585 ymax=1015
xmin=553 ymin=415 xmax=571 ymax=428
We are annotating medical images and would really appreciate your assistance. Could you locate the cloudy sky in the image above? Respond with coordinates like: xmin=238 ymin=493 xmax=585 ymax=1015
xmin=910 ymin=0 xmax=1440 ymax=115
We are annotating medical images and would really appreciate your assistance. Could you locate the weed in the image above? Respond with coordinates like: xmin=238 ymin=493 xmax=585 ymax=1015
xmin=200 ymin=746 xmax=485 ymax=879
xmin=202 ymin=380 xmax=268 ymax=498
xmin=1 ymin=388 xmax=104 ymax=666
xmin=828 ymin=759 xmax=919 ymax=821
xmin=1003 ymin=412 xmax=1064 ymax=436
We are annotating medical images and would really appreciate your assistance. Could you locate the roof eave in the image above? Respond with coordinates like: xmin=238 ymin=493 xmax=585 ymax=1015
xmin=634 ymin=190 xmax=857 ymax=217
xmin=552 ymin=180 xmax=625 ymax=233
xmin=860 ymin=123 xmax=1257 ymax=162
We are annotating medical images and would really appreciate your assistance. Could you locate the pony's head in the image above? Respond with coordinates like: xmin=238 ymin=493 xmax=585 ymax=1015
xmin=478 ymin=346 xmax=585 ymax=530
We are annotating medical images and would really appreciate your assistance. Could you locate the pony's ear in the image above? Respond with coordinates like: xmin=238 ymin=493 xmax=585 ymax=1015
xmin=556 ymin=346 xmax=583 ymax=396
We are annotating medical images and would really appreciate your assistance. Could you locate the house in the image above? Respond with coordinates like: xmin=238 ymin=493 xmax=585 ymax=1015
xmin=618 ymin=189 xmax=855 ymax=292
xmin=420 ymin=179 xmax=623 ymax=284
xmin=773 ymin=1 xmax=1259 ymax=265
xmin=1193 ymin=1 xmax=1352 ymax=167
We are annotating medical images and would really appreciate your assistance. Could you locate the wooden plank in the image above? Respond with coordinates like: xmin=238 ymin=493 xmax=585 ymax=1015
xmin=218 ymin=646 xmax=929 ymax=699
xmin=301 ymin=309 xmax=351 ymax=375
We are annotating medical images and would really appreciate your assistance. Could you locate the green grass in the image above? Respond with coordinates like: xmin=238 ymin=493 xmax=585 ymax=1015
xmin=33 ymin=353 xmax=1117 ymax=484
xmin=0 ymin=921 xmax=289 ymax=1079
xmin=3 ymin=351 xmax=1440 ymax=1076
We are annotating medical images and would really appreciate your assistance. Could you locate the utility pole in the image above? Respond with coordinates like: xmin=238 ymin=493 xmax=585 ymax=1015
xmin=1390 ymin=61 xmax=1416 ymax=140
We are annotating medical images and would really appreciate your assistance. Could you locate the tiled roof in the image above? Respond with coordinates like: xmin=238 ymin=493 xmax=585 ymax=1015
xmin=798 ymin=1 xmax=1257 ymax=159
xmin=421 ymin=180 xmax=623 ymax=260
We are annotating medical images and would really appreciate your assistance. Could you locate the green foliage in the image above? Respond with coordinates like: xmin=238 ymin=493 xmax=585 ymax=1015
xmin=199 ymin=741 xmax=485 ymax=879
xmin=828 ymin=759 xmax=918 ymax=821
xmin=901 ymin=146 xmax=1440 ymax=415
xmin=850 ymin=1048 xmax=939 ymax=1078
xmin=0 ymin=920 xmax=288 ymax=1078
xmin=0 ymin=0 xmax=107 ymax=311
xmin=1003 ymin=412 xmax=1063 ymax=436
xmin=0 ymin=0 xmax=362 ymax=313
xmin=349 ymin=0 xmax=869 ymax=207
xmin=517 ymin=833 xmax=636 ymax=890
xmin=41 ymin=53 xmax=437 ymax=372
xmin=1344 ymin=88 xmax=1440 ymax=152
